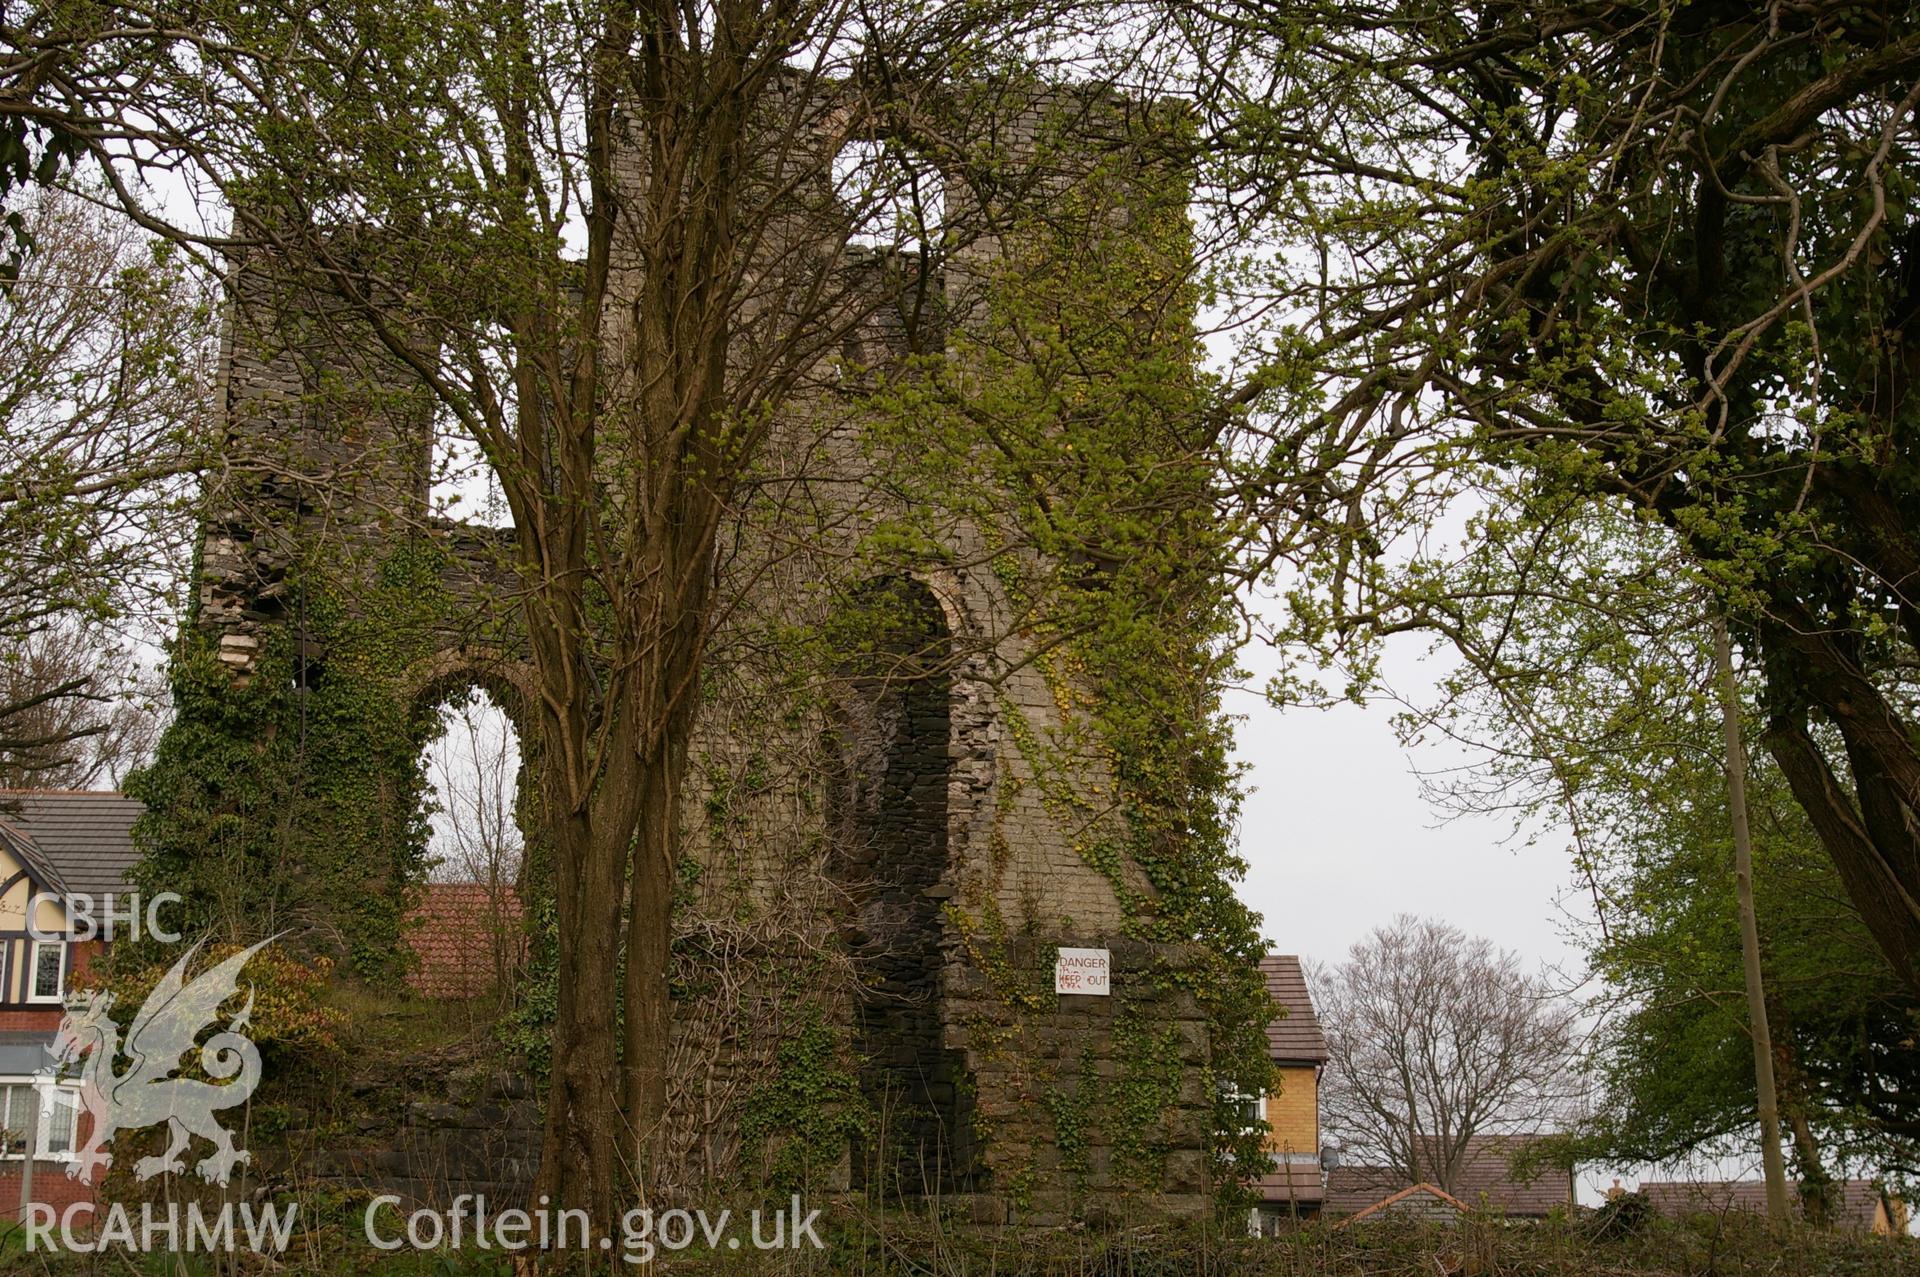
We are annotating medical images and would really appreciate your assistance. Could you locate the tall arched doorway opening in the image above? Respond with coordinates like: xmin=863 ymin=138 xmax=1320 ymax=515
xmin=828 ymin=577 xmax=973 ymax=1196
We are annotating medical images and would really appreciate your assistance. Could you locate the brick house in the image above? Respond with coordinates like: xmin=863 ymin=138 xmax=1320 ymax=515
xmin=1249 ymin=954 xmax=1329 ymax=1228
xmin=0 ymin=790 xmax=145 ymax=1219
xmin=0 ymin=793 xmax=526 ymax=1226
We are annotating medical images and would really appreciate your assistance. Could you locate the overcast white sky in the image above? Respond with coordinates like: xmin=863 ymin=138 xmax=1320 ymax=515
xmin=1223 ymin=612 xmax=1759 ymax=1202
xmin=1228 ymin=609 xmax=1593 ymax=987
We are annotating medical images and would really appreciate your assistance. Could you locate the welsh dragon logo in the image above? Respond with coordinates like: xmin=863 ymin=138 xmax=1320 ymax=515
xmin=50 ymin=937 xmax=276 ymax=1186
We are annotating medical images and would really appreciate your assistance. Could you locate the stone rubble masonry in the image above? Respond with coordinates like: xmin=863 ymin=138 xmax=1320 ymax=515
xmin=944 ymin=938 xmax=1216 ymax=1226
xmin=263 ymin=1067 xmax=540 ymax=1213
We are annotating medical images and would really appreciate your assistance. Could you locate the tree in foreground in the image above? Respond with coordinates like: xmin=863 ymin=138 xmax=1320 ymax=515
xmin=99 ymin=0 xmax=995 ymax=1217
xmin=1317 ymin=914 xmax=1579 ymax=1194
xmin=1585 ymin=749 xmax=1920 ymax=1216
xmin=1281 ymin=455 xmax=1920 ymax=1204
xmin=1356 ymin=492 xmax=1920 ymax=1210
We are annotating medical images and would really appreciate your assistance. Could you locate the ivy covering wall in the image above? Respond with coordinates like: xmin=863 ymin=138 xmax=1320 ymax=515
xmin=858 ymin=87 xmax=1276 ymax=1205
xmin=127 ymin=538 xmax=465 ymax=980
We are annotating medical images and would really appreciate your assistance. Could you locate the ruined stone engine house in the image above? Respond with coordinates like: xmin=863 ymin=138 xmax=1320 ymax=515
xmin=170 ymin=83 xmax=1228 ymax=1223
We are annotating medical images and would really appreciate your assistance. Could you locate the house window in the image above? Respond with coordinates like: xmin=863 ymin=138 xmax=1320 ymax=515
xmin=0 ymin=1085 xmax=24 ymax=1158
xmin=1223 ymin=1086 xmax=1264 ymax=1134
xmin=0 ymin=1081 xmax=81 ymax=1161
xmin=39 ymin=1085 xmax=78 ymax=1158
xmin=27 ymin=941 xmax=65 ymax=1003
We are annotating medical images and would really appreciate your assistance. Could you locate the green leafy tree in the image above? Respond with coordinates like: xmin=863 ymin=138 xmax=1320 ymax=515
xmin=1301 ymin=480 xmax=1920 ymax=1195
xmin=1187 ymin=0 xmax=1920 ymax=994
xmin=1586 ymin=751 xmax=1920 ymax=1201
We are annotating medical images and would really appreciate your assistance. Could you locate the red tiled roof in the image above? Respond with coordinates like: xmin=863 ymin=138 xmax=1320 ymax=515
xmin=1327 ymin=1135 xmax=1572 ymax=1217
xmin=1639 ymin=1179 xmax=1899 ymax=1232
xmin=406 ymin=882 xmax=523 ymax=998
xmin=1260 ymin=954 xmax=1328 ymax=1063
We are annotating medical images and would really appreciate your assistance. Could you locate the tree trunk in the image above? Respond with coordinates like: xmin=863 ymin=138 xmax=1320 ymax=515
xmin=1714 ymin=618 xmax=1791 ymax=1229
xmin=516 ymin=425 xmax=642 ymax=1236
xmin=1786 ymin=1105 xmax=1832 ymax=1228
xmin=1770 ymin=1014 xmax=1834 ymax=1230
xmin=1760 ymin=617 xmax=1920 ymax=994
xmin=614 ymin=497 xmax=722 ymax=1194
xmin=622 ymin=723 xmax=689 ymax=1195
xmin=532 ymin=807 xmax=627 ymax=1237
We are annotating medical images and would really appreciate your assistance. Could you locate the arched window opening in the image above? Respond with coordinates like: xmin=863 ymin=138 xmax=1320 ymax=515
xmin=416 ymin=684 xmax=526 ymax=1002
xmin=828 ymin=578 xmax=973 ymax=1196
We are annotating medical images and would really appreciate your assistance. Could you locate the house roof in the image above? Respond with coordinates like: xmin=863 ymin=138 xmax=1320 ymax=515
xmin=1449 ymin=1135 xmax=1573 ymax=1215
xmin=1260 ymin=953 xmax=1328 ymax=1063
xmin=1327 ymin=1136 xmax=1572 ymax=1217
xmin=406 ymin=881 xmax=523 ymax=998
xmin=1331 ymin=1182 xmax=1469 ymax=1229
xmin=1327 ymin=1165 xmax=1418 ymax=1215
xmin=1639 ymin=1179 xmax=1897 ymax=1232
xmin=0 ymin=816 xmax=69 ymax=896
xmin=1253 ymin=1161 xmax=1325 ymax=1205
xmin=0 ymin=790 xmax=143 ymax=900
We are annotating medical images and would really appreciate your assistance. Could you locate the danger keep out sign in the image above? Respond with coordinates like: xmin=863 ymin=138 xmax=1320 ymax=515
xmin=1054 ymin=947 xmax=1111 ymax=996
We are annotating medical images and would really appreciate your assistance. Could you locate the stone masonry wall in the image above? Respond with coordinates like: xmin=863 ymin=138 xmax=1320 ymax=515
xmin=946 ymin=939 xmax=1215 ymax=1225
xmin=276 ymin=1068 xmax=540 ymax=1213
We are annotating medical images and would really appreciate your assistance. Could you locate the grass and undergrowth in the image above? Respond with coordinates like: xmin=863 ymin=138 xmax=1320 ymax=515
xmin=16 ymin=987 xmax=1909 ymax=1274
xmin=0 ymin=1206 xmax=1912 ymax=1275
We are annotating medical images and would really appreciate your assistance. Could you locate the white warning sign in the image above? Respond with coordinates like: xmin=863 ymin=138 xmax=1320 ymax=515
xmin=1054 ymin=947 xmax=1111 ymax=995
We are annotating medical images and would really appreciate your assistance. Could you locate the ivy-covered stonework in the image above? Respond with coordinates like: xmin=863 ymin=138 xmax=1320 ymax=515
xmin=135 ymin=81 xmax=1274 ymax=1223
xmin=129 ymin=543 xmax=471 ymax=981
